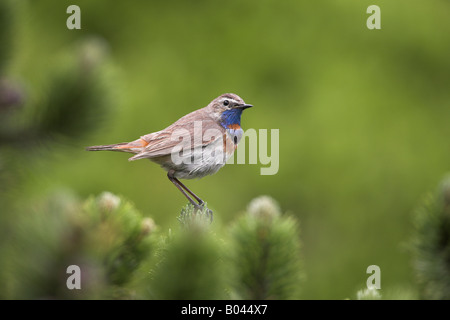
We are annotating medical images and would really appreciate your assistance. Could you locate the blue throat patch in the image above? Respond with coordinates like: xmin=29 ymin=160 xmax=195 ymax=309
xmin=221 ymin=108 xmax=243 ymax=128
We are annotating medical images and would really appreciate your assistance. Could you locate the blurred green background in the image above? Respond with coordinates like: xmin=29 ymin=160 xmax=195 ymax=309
xmin=1 ymin=0 xmax=450 ymax=299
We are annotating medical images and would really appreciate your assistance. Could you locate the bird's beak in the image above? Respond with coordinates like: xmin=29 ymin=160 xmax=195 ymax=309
xmin=235 ymin=103 xmax=253 ymax=110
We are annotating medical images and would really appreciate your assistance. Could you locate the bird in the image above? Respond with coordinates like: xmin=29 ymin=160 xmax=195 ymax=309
xmin=86 ymin=93 xmax=253 ymax=217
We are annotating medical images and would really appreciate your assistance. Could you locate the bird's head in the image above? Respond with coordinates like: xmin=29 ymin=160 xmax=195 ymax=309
xmin=209 ymin=93 xmax=253 ymax=129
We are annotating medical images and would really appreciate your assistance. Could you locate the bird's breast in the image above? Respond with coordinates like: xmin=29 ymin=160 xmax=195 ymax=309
xmin=224 ymin=127 xmax=244 ymax=156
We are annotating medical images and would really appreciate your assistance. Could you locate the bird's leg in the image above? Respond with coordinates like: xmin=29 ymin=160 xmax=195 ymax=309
xmin=167 ymin=171 xmax=199 ymax=207
xmin=167 ymin=170 xmax=213 ymax=222
xmin=173 ymin=177 xmax=205 ymax=206
xmin=174 ymin=178 xmax=213 ymax=222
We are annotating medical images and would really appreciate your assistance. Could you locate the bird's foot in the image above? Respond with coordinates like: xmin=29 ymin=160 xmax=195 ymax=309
xmin=194 ymin=202 xmax=213 ymax=223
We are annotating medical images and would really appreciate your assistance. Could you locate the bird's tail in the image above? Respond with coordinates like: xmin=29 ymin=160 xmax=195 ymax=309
xmin=86 ymin=142 xmax=135 ymax=152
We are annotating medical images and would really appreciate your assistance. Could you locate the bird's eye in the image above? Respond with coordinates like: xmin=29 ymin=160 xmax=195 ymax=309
xmin=223 ymin=100 xmax=230 ymax=106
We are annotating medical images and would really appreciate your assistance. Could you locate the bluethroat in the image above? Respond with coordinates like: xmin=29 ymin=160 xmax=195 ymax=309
xmin=86 ymin=93 xmax=253 ymax=216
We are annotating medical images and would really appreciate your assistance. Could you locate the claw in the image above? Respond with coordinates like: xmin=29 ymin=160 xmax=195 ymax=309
xmin=205 ymin=208 xmax=213 ymax=223
xmin=194 ymin=203 xmax=213 ymax=223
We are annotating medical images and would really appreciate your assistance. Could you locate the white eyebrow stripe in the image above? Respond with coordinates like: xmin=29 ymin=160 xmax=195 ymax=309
xmin=219 ymin=97 xmax=239 ymax=104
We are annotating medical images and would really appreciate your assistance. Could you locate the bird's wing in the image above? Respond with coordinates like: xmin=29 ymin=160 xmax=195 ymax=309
xmin=128 ymin=110 xmax=224 ymax=161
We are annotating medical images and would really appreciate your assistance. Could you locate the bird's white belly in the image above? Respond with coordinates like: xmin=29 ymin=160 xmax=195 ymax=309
xmin=162 ymin=137 xmax=232 ymax=179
